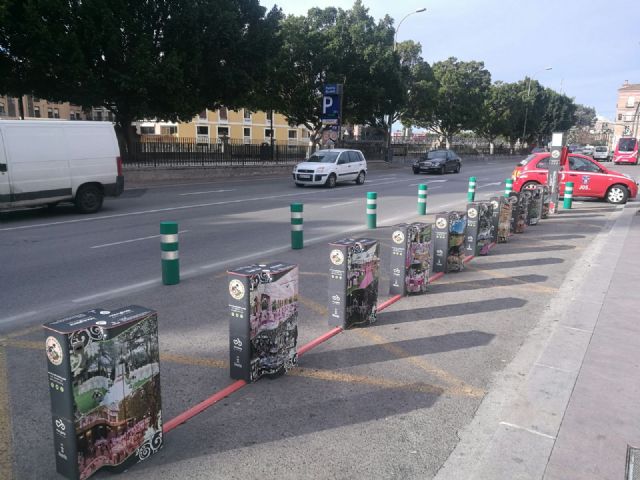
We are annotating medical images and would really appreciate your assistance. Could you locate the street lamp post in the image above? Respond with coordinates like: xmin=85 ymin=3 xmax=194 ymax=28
xmin=522 ymin=66 xmax=552 ymax=147
xmin=386 ymin=7 xmax=426 ymax=162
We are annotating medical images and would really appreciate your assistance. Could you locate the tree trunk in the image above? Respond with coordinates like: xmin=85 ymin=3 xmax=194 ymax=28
xmin=114 ymin=114 xmax=137 ymax=161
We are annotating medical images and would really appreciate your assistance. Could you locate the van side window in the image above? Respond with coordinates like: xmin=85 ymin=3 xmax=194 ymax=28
xmin=535 ymin=158 xmax=549 ymax=170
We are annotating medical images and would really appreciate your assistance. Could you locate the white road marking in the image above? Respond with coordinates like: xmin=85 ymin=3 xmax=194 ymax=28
xmin=320 ymin=201 xmax=357 ymax=209
xmin=90 ymin=230 xmax=189 ymax=249
xmin=365 ymin=179 xmax=411 ymax=187
xmin=179 ymin=189 xmax=235 ymax=196
xmin=72 ymin=279 xmax=159 ymax=303
xmin=477 ymin=182 xmax=502 ymax=188
xmin=409 ymin=180 xmax=448 ymax=186
xmin=0 ymin=311 xmax=40 ymax=326
xmin=499 ymin=422 xmax=556 ymax=440
xmin=0 ymin=190 xmax=331 ymax=232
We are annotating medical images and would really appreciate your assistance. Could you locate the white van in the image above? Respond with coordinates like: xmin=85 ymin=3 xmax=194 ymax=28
xmin=0 ymin=120 xmax=124 ymax=213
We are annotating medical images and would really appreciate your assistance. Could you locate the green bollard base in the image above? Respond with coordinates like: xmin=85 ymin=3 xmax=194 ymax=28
xmin=291 ymin=231 xmax=303 ymax=250
xmin=162 ymin=260 xmax=180 ymax=285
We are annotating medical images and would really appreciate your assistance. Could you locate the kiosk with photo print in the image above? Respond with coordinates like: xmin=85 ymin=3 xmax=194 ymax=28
xmin=43 ymin=306 xmax=163 ymax=480
xmin=228 ymin=262 xmax=299 ymax=383
xmin=389 ymin=223 xmax=433 ymax=296
xmin=328 ymin=238 xmax=380 ymax=329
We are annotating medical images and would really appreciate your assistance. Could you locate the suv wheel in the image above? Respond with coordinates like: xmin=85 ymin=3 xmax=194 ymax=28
xmin=355 ymin=171 xmax=366 ymax=185
xmin=606 ymin=185 xmax=628 ymax=204
xmin=325 ymin=174 xmax=337 ymax=188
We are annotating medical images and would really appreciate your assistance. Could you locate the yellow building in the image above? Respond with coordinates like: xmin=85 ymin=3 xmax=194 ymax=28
xmin=135 ymin=107 xmax=311 ymax=146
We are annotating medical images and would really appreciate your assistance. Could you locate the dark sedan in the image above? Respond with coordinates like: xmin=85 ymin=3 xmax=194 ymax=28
xmin=413 ymin=149 xmax=462 ymax=174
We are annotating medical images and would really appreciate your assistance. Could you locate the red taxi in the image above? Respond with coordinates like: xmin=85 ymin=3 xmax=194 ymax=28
xmin=512 ymin=152 xmax=638 ymax=204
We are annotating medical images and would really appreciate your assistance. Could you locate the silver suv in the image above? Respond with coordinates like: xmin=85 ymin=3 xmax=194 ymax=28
xmin=292 ymin=149 xmax=367 ymax=187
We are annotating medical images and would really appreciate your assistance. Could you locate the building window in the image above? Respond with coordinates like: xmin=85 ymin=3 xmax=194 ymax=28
xmin=198 ymin=110 xmax=207 ymax=120
xmin=53 ymin=108 xmax=60 ymax=119
xmin=1 ymin=102 xmax=8 ymax=115
xmin=217 ymin=126 xmax=229 ymax=140
xmin=69 ymin=111 xmax=76 ymax=120
xmin=161 ymin=126 xmax=177 ymax=135
xmin=47 ymin=108 xmax=53 ymax=118
xmin=197 ymin=125 xmax=209 ymax=136
xmin=140 ymin=126 xmax=155 ymax=135
xmin=618 ymin=114 xmax=623 ymax=121
xmin=266 ymin=110 xmax=273 ymax=121
xmin=626 ymin=96 xmax=635 ymax=108
xmin=219 ymin=107 xmax=228 ymax=122
xmin=243 ymin=109 xmax=252 ymax=123
xmin=243 ymin=127 xmax=251 ymax=144
xmin=96 ymin=110 xmax=103 ymax=121
xmin=264 ymin=128 xmax=273 ymax=139
xmin=288 ymin=130 xmax=298 ymax=139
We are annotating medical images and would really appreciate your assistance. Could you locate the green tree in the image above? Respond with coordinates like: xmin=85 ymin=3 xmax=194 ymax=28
xmin=0 ymin=0 xmax=281 ymax=150
xmin=395 ymin=41 xmax=437 ymax=137
xmin=476 ymin=82 xmax=514 ymax=148
xmin=574 ymin=104 xmax=597 ymax=129
xmin=413 ymin=57 xmax=491 ymax=146
xmin=263 ymin=1 xmax=403 ymax=148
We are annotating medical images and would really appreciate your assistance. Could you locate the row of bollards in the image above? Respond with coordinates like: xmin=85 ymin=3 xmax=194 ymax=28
xmin=160 ymin=176 xmax=574 ymax=285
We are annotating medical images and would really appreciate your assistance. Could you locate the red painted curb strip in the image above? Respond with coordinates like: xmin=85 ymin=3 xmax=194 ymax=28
xmin=298 ymin=326 xmax=344 ymax=356
xmin=163 ymin=380 xmax=247 ymax=433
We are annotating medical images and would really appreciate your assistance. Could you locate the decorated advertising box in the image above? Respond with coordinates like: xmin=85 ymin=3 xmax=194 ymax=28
xmin=328 ymin=238 xmax=379 ymax=328
xmin=228 ymin=262 xmax=298 ymax=383
xmin=540 ymin=185 xmax=551 ymax=219
xmin=43 ymin=306 xmax=163 ymax=480
xmin=389 ymin=223 xmax=432 ymax=296
xmin=465 ymin=202 xmax=494 ymax=257
xmin=494 ymin=196 xmax=513 ymax=243
xmin=527 ymin=187 xmax=544 ymax=225
xmin=433 ymin=212 xmax=467 ymax=273
xmin=507 ymin=192 xmax=519 ymax=234
xmin=516 ymin=190 xmax=532 ymax=232
xmin=489 ymin=197 xmax=501 ymax=244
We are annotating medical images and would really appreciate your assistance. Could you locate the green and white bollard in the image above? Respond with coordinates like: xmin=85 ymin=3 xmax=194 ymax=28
xmin=563 ymin=181 xmax=574 ymax=209
xmin=504 ymin=178 xmax=513 ymax=197
xmin=160 ymin=221 xmax=179 ymax=285
xmin=418 ymin=184 xmax=427 ymax=215
xmin=291 ymin=203 xmax=303 ymax=249
xmin=367 ymin=192 xmax=377 ymax=229
xmin=467 ymin=176 xmax=477 ymax=202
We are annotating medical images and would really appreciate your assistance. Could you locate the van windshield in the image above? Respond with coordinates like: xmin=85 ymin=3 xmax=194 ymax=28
xmin=595 ymin=147 xmax=607 ymax=152
xmin=306 ymin=152 xmax=339 ymax=163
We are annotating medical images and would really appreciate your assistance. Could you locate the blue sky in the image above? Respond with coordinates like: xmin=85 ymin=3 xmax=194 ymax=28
xmin=269 ymin=0 xmax=640 ymax=121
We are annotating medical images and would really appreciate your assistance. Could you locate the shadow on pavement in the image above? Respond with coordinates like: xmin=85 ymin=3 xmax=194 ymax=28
xmin=375 ymin=298 xmax=527 ymax=327
xmin=427 ymin=274 xmax=548 ymax=294
xmin=474 ymin=257 xmax=564 ymax=270
xmin=302 ymin=330 xmax=494 ymax=370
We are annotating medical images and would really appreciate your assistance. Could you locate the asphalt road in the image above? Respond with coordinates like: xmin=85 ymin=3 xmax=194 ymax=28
xmin=0 ymin=157 xmax=637 ymax=480
xmin=0 ymin=157 xmax=514 ymax=330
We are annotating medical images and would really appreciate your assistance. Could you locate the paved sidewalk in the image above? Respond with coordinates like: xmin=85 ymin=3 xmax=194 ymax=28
xmin=544 ymin=207 xmax=640 ymax=479
xmin=436 ymin=204 xmax=640 ymax=480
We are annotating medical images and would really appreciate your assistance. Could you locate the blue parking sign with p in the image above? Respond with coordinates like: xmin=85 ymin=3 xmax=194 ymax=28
xmin=322 ymin=95 xmax=340 ymax=116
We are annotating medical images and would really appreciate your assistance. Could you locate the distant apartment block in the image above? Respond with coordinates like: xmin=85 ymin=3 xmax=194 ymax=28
xmin=0 ymin=94 xmax=114 ymax=122
xmin=614 ymin=80 xmax=640 ymax=144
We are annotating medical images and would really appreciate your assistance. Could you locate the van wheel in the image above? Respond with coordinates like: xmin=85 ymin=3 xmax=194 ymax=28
xmin=605 ymin=185 xmax=628 ymax=204
xmin=75 ymin=185 xmax=104 ymax=213
xmin=325 ymin=174 xmax=337 ymax=188
xmin=355 ymin=171 xmax=366 ymax=184
xmin=522 ymin=181 xmax=540 ymax=191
